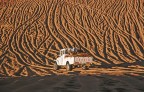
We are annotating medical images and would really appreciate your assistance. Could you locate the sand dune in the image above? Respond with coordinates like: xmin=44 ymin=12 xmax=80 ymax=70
xmin=0 ymin=0 xmax=144 ymax=76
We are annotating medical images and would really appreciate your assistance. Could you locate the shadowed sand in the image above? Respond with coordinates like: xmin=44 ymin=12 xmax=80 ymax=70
xmin=0 ymin=73 xmax=144 ymax=92
xmin=0 ymin=65 xmax=144 ymax=92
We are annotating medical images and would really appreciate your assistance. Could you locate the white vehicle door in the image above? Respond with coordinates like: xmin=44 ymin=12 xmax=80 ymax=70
xmin=59 ymin=50 xmax=65 ymax=65
xmin=61 ymin=54 xmax=66 ymax=65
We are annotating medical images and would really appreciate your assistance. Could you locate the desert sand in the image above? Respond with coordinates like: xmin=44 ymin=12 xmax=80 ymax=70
xmin=0 ymin=0 xmax=144 ymax=77
xmin=0 ymin=0 xmax=144 ymax=91
xmin=1 ymin=65 xmax=144 ymax=92
xmin=0 ymin=66 xmax=144 ymax=92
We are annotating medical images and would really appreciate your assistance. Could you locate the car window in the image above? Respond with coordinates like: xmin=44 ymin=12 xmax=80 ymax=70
xmin=65 ymin=49 xmax=68 ymax=54
xmin=60 ymin=51 xmax=62 ymax=56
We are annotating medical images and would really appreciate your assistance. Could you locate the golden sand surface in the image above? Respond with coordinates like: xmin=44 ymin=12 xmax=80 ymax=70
xmin=0 ymin=0 xmax=144 ymax=76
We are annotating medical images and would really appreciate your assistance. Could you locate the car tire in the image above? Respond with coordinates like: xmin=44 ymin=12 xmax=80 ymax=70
xmin=66 ymin=62 xmax=72 ymax=71
xmin=82 ymin=65 xmax=89 ymax=70
xmin=54 ymin=62 xmax=59 ymax=70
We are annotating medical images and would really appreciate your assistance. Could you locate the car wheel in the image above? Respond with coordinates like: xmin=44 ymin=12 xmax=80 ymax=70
xmin=82 ymin=65 xmax=89 ymax=70
xmin=54 ymin=62 xmax=59 ymax=70
xmin=66 ymin=62 xmax=72 ymax=71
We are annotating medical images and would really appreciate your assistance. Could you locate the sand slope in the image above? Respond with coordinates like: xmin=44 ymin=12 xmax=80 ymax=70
xmin=0 ymin=0 xmax=144 ymax=76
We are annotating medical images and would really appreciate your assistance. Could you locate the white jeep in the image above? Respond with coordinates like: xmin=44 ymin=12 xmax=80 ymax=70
xmin=54 ymin=48 xmax=93 ymax=71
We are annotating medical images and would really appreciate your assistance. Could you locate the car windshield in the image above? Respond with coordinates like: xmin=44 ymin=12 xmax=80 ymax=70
xmin=65 ymin=49 xmax=69 ymax=54
xmin=60 ymin=48 xmax=85 ymax=56
xmin=77 ymin=49 xmax=84 ymax=53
